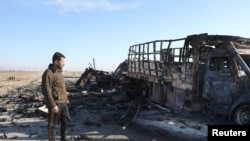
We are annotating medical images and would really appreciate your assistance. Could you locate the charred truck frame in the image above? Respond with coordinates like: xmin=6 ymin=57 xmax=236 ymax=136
xmin=124 ymin=33 xmax=250 ymax=125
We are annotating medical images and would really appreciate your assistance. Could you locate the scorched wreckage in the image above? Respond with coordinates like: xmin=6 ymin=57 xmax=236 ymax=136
xmin=75 ymin=33 xmax=250 ymax=125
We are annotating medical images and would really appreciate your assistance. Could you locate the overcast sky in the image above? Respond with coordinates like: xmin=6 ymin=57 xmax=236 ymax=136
xmin=1 ymin=0 xmax=250 ymax=72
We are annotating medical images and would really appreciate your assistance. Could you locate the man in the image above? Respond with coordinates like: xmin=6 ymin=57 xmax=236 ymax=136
xmin=42 ymin=52 xmax=70 ymax=141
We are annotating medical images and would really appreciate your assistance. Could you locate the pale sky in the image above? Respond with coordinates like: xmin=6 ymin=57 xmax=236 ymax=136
xmin=1 ymin=0 xmax=250 ymax=72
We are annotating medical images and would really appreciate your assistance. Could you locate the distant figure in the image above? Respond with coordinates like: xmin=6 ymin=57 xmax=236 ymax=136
xmin=42 ymin=52 xmax=70 ymax=141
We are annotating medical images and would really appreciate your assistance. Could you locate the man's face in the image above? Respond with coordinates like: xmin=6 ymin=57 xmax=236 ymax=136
xmin=55 ymin=57 xmax=65 ymax=69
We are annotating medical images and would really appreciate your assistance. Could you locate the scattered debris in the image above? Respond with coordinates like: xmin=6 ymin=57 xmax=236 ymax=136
xmin=0 ymin=73 xmax=207 ymax=141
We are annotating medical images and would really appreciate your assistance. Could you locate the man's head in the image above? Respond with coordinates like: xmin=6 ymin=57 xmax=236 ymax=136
xmin=52 ymin=52 xmax=65 ymax=69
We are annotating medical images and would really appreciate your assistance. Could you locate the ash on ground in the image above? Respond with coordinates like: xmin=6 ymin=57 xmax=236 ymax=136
xmin=0 ymin=76 xmax=214 ymax=141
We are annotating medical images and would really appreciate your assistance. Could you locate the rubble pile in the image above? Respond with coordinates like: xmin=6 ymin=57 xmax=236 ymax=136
xmin=0 ymin=76 xmax=165 ymax=140
xmin=0 ymin=71 xmax=209 ymax=141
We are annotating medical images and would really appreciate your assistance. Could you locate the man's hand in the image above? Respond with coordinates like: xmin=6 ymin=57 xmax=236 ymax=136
xmin=67 ymin=100 xmax=70 ymax=106
xmin=52 ymin=105 xmax=59 ymax=113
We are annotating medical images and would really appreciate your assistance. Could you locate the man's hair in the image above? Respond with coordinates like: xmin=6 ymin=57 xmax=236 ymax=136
xmin=52 ymin=52 xmax=65 ymax=62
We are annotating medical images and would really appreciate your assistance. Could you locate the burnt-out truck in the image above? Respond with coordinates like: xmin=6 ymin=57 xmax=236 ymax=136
xmin=124 ymin=33 xmax=250 ymax=125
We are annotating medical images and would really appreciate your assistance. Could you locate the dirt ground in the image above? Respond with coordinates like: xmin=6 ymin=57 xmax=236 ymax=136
xmin=0 ymin=72 xmax=214 ymax=141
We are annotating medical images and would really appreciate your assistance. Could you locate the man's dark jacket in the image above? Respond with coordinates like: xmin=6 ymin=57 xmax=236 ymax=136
xmin=42 ymin=64 xmax=68 ymax=108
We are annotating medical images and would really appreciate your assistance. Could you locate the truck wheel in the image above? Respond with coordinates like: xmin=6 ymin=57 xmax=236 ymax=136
xmin=234 ymin=105 xmax=250 ymax=125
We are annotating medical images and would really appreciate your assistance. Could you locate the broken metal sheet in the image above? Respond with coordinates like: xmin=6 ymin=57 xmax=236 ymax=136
xmin=37 ymin=105 xmax=48 ymax=114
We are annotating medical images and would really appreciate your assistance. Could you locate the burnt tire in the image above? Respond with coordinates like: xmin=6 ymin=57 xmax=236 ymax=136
xmin=234 ymin=105 xmax=250 ymax=125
